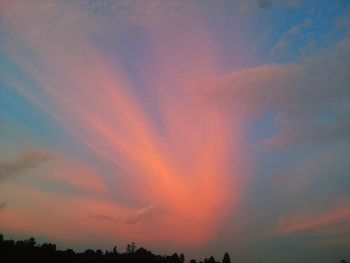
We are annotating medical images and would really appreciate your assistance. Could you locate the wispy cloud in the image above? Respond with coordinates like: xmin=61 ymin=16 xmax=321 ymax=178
xmin=256 ymin=0 xmax=273 ymax=9
xmin=0 ymin=202 xmax=6 ymax=211
xmin=207 ymin=39 xmax=350 ymax=149
xmin=275 ymin=207 xmax=350 ymax=235
xmin=127 ymin=204 xmax=155 ymax=224
xmin=88 ymin=213 xmax=122 ymax=223
xmin=0 ymin=149 xmax=52 ymax=183
xmin=270 ymin=18 xmax=313 ymax=61
xmin=88 ymin=204 xmax=155 ymax=225
xmin=1 ymin=1 xmax=349 ymax=259
xmin=0 ymin=0 xmax=248 ymax=246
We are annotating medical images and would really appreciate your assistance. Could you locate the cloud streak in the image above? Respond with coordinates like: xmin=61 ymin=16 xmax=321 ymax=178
xmin=275 ymin=207 xmax=350 ymax=236
xmin=88 ymin=204 xmax=155 ymax=225
xmin=256 ymin=0 xmax=273 ymax=9
xmin=0 ymin=202 xmax=6 ymax=211
xmin=0 ymin=149 xmax=51 ymax=183
xmin=126 ymin=204 xmax=155 ymax=224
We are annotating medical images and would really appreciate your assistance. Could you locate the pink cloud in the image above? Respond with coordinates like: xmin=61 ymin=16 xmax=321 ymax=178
xmin=274 ymin=207 xmax=350 ymax=236
xmin=0 ymin=0 xmax=249 ymax=247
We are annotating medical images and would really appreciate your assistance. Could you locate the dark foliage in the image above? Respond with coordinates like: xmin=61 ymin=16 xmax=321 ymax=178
xmin=0 ymin=234 xmax=229 ymax=263
xmin=1 ymin=234 xmax=348 ymax=262
xmin=222 ymin=252 xmax=230 ymax=263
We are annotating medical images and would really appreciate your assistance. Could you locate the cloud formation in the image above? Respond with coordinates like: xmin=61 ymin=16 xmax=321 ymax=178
xmin=0 ymin=202 xmax=6 ymax=211
xmin=0 ymin=149 xmax=52 ymax=183
xmin=207 ymin=39 xmax=350 ymax=148
xmin=88 ymin=213 xmax=122 ymax=223
xmin=275 ymin=208 xmax=350 ymax=235
xmin=256 ymin=0 xmax=273 ymax=9
xmin=88 ymin=204 xmax=155 ymax=225
xmin=255 ymin=0 xmax=301 ymax=9
xmin=0 ymin=0 xmax=248 ymax=247
xmin=127 ymin=204 xmax=155 ymax=224
xmin=1 ymin=1 xmax=349 ymax=261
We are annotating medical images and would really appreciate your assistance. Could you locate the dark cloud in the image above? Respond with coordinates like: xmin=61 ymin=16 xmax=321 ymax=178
xmin=0 ymin=202 xmax=6 ymax=210
xmin=88 ymin=213 xmax=121 ymax=223
xmin=0 ymin=149 xmax=52 ymax=183
xmin=256 ymin=0 xmax=273 ymax=9
xmin=256 ymin=0 xmax=303 ymax=10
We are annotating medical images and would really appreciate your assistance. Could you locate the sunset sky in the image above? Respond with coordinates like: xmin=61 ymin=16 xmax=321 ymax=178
xmin=0 ymin=1 xmax=350 ymax=262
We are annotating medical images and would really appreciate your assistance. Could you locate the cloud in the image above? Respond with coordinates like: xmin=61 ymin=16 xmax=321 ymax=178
xmin=287 ymin=0 xmax=302 ymax=9
xmin=127 ymin=204 xmax=155 ymax=224
xmin=255 ymin=0 xmax=303 ymax=9
xmin=0 ymin=202 xmax=6 ymax=211
xmin=37 ymin=156 xmax=108 ymax=196
xmin=0 ymin=0 xmax=239 ymax=36
xmin=0 ymin=149 xmax=52 ymax=183
xmin=0 ymin=0 xmax=248 ymax=246
xmin=270 ymin=18 xmax=313 ymax=61
xmin=256 ymin=0 xmax=273 ymax=9
xmin=88 ymin=204 xmax=155 ymax=225
xmin=88 ymin=213 xmax=122 ymax=223
xmin=275 ymin=207 xmax=350 ymax=236
xmin=0 ymin=184 xmax=138 ymax=244
xmin=207 ymin=38 xmax=350 ymax=149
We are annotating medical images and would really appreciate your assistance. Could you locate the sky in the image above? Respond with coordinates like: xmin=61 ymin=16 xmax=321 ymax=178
xmin=0 ymin=0 xmax=350 ymax=262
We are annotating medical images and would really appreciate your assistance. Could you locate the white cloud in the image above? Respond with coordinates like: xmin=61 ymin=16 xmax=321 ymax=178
xmin=127 ymin=204 xmax=155 ymax=224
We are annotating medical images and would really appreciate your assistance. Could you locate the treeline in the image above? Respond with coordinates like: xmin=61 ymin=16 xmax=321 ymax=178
xmin=0 ymin=234 xmax=232 ymax=263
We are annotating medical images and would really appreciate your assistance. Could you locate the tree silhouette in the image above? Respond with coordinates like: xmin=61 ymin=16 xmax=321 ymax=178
xmin=27 ymin=237 xmax=36 ymax=247
xmin=0 ymin=233 xmax=348 ymax=263
xmin=113 ymin=245 xmax=117 ymax=254
xmin=204 ymin=256 xmax=216 ymax=263
xmin=223 ymin=252 xmax=231 ymax=263
xmin=126 ymin=242 xmax=136 ymax=254
xmin=180 ymin=253 xmax=185 ymax=263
